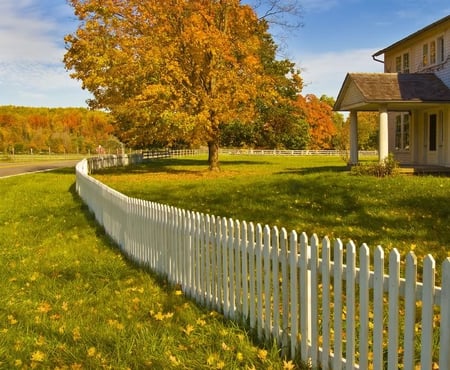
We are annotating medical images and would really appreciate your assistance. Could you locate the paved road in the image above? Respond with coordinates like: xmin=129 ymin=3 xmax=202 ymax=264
xmin=0 ymin=160 xmax=80 ymax=178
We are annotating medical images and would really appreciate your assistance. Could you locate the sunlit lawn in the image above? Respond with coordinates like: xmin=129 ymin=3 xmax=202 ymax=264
xmin=95 ymin=154 xmax=450 ymax=269
xmin=0 ymin=168 xmax=292 ymax=369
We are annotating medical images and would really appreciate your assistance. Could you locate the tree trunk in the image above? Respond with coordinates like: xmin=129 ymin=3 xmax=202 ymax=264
xmin=208 ymin=140 xmax=220 ymax=171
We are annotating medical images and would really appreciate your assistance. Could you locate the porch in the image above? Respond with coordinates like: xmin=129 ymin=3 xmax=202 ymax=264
xmin=334 ymin=73 xmax=450 ymax=166
xmin=398 ymin=164 xmax=450 ymax=176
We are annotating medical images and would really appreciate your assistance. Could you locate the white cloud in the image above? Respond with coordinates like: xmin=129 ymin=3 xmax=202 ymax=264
xmin=0 ymin=1 xmax=64 ymax=63
xmin=0 ymin=1 xmax=89 ymax=106
xmin=296 ymin=48 xmax=384 ymax=98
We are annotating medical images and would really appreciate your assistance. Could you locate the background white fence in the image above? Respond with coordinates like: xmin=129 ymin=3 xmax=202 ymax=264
xmin=75 ymin=154 xmax=450 ymax=369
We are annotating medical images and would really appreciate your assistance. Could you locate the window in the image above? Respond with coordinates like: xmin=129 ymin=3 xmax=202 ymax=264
xmin=395 ymin=113 xmax=410 ymax=151
xmin=403 ymin=53 xmax=410 ymax=73
xmin=430 ymin=40 xmax=436 ymax=64
xmin=395 ymin=53 xmax=410 ymax=73
xmin=422 ymin=36 xmax=445 ymax=67
xmin=437 ymin=36 xmax=445 ymax=63
xmin=423 ymin=44 xmax=429 ymax=66
xmin=395 ymin=56 xmax=401 ymax=72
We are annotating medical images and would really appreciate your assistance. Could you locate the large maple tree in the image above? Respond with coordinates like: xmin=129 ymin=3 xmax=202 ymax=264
xmin=64 ymin=0 xmax=302 ymax=170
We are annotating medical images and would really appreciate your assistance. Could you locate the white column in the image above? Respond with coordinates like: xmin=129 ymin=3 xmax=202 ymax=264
xmin=379 ymin=105 xmax=389 ymax=162
xmin=349 ymin=110 xmax=358 ymax=165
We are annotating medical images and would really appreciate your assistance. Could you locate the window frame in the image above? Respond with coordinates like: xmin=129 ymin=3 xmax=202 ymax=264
xmin=423 ymin=36 xmax=445 ymax=68
xmin=395 ymin=113 xmax=410 ymax=151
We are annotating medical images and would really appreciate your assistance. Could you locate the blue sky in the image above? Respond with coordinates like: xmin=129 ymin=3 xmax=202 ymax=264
xmin=0 ymin=0 xmax=449 ymax=107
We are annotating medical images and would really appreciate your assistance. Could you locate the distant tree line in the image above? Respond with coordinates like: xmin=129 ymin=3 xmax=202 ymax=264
xmin=0 ymin=106 xmax=121 ymax=154
xmin=0 ymin=103 xmax=378 ymax=156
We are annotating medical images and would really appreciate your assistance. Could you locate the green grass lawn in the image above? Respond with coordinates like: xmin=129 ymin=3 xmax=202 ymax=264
xmin=95 ymin=154 xmax=450 ymax=269
xmin=0 ymin=167 xmax=293 ymax=369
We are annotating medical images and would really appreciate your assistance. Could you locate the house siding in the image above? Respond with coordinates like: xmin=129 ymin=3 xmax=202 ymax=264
xmin=383 ymin=19 xmax=450 ymax=86
xmin=381 ymin=17 xmax=450 ymax=166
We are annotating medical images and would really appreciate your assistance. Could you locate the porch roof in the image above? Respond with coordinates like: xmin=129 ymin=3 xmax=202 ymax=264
xmin=334 ymin=73 xmax=450 ymax=111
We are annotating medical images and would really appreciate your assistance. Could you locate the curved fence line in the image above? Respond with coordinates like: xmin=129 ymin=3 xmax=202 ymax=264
xmin=75 ymin=153 xmax=450 ymax=369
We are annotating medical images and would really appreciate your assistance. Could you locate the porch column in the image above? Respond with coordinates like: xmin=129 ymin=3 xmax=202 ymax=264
xmin=349 ymin=110 xmax=358 ymax=165
xmin=379 ymin=105 xmax=389 ymax=162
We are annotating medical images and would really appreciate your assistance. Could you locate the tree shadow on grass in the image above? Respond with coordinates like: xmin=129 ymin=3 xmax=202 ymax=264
xmin=276 ymin=165 xmax=348 ymax=175
xmin=93 ymin=157 xmax=272 ymax=176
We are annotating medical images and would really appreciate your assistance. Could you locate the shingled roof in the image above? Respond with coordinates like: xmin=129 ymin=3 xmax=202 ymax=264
xmin=334 ymin=73 xmax=450 ymax=111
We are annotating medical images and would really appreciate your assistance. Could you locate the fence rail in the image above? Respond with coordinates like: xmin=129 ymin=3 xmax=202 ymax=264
xmin=75 ymin=154 xmax=450 ymax=369
xmin=141 ymin=148 xmax=378 ymax=158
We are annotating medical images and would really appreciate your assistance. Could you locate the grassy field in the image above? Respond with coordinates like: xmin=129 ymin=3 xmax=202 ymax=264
xmin=0 ymin=167 xmax=294 ymax=369
xmin=94 ymin=154 xmax=450 ymax=269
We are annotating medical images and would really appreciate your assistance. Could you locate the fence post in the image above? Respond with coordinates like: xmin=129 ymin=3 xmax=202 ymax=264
xmin=439 ymin=258 xmax=450 ymax=370
xmin=421 ymin=255 xmax=435 ymax=369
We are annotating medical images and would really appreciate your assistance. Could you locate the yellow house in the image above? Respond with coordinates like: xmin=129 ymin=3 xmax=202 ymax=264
xmin=335 ymin=15 xmax=450 ymax=167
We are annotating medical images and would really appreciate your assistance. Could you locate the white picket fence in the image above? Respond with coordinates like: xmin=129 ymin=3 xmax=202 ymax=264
xmin=75 ymin=155 xmax=450 ymax=369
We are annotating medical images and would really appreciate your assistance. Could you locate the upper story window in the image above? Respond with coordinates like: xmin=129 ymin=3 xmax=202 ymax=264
xmin=395 ymin=52 xmax=410 ymax=73
xmin=423 ymin=36 xmax=445 ymax=67
xmin=437 ymin=36 xmax=445 ymax=63
xmin=423 ymin=44 xmax=429 ymax=66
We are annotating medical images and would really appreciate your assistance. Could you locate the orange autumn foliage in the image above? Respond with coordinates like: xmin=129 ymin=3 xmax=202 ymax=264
xmin=296 ymin=94 xmax=336 ymax=149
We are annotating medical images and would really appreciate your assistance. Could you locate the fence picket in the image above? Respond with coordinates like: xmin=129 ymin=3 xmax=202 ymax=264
xmin=359 ymin=244 xmax=370 ymax=370
xmin=289 ymin=231 xmax=299 ymax=358
xmin=228 ymin=218 xmax=235 ymax=319
xmin=388 ymin=249 xmax=400 ymax=370
xmin=264 ymin=225 xmax=272 ymax=339
xmin=234 ymin=220 xmax=241 ymax=318
xmin=241 ymin=221 xmax=249 ymax=322
xmin=404 ymin=252 xmax=417 ymax=370
xmin=321 ymin=236 xmax=331 ymax=370
xmin=421 ymin=255 xmax=435 ymax=369
xmin=439 ymin=259 xmax=450 ymax=370
xmin=346 ymin=241 xmax=356 ymax=369
xmin=205 ymin=214 xmax=212 ymax=306
xmin=222 ymin=217 xmax=230 ymax=314
xmin=248 ymin=222 xmax=256 ymax=330
xmin=271 ymin=226 xmax=280 ymax=342
xmin=256 ymin=224 xmax=263 ymax=339
xmin=300 ymin=232 xmax=311 ymax=361
xmin=280 ymin=228 xmax=289 ymax=357
xmin=310 ymin=234 xmax=319 ymax=367
xmin=373 ymin=246 xmax=385 ymax=370
xmin=216 ymin=216 xmax=223 ymax=310
xmin=333 ymin=239 xmax=343 ymax=369
xmin=76 ymin=157 xmax=448 ymax=370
